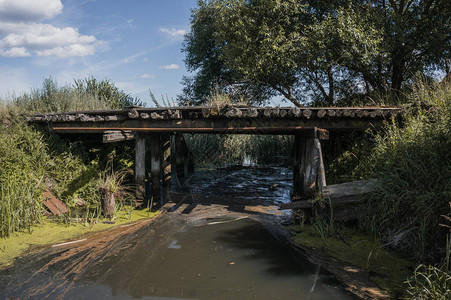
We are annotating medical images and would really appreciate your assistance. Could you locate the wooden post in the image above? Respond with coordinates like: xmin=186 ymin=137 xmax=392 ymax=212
xmin=293 ymin=128 xmax=327 ymax=197
xmin=314 ymin=128 xmax=327 ymax=192
xmin=135 ymin=136 xmax=146 ymax=201
xmin=175 ymin=133 xmax=186 ymax=179
xmin=302 ymin=137 xmax=318 ymax=196
xmin=150 ymin=135 xmax=161 ymax=205
xmin=293 ymin=135 xmax=302 ymax=192
xmin=162 ymin=134 xmax=171 ymax=199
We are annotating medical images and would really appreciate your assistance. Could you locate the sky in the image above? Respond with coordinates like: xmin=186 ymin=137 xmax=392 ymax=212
xmin=0 ymin=0 xmax=199 ymax=106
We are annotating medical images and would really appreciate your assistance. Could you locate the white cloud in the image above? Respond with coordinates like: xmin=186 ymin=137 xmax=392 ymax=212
xmin=0 ymin=47 xmax=30 ymax=57
xmin=0 ymin=0 xmax=63 ymax=22
xmin=159 ymin=27 xmax=187 ymax=37
xmin=0 ymin=0 xmax=104 ymax=58
xmin=140 ymin=73 xmax=154 ymax=79
xmin=158 ymin=64 xmax=179 ymax=70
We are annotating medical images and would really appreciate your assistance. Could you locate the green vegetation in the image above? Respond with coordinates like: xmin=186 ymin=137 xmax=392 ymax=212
xmin=180 ymin=0 xmax=450 ymax=106
xmin=186 ymin=134 xmax=293 ymax=167
xmin=0 ymin=77 xmax=144 ymax=241
xmin=357 ymin=80 xmax=451 ymax=264
xmin=292 ymin=223 xmax=412 ymax=296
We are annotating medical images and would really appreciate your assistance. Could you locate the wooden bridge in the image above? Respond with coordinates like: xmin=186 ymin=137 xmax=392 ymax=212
xmin=27 ymin=105 xmax=402 ymax=206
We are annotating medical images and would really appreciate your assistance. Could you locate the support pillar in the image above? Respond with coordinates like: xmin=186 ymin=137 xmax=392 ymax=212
xmin=135 ymin=136 xmax=146 ymax=202
xmin=294 ymin=128 xmax=327 ymax=197
xmin=175 ymin=133 xmax=186 ymax=179
xmin=162 ymin=134 xmax=171 ymax=199
xmin=150 ymin=134 xmax=161 ymax=205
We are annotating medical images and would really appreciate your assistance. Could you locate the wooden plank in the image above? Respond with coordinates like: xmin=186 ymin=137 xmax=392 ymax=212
xmin=43 ymin=190 xmax=68 ymax=215
xmin=103 ymin=130 xmax=136 ymax=143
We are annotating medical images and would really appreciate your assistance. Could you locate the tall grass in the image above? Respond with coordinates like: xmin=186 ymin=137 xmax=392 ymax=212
xmin=0 ymin=77 xmax=140 ymax=237
xmin=185 ymin=134 xmax=293 ymax=167
xmin=357 ymin=79 xmax=451 ymax=263
xmin=13 ymin=76 xmax=142 ymax=113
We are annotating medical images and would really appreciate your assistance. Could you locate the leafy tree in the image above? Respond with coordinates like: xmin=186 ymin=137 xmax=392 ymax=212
xmin=180 ymin=0 xmax=450 ymax=106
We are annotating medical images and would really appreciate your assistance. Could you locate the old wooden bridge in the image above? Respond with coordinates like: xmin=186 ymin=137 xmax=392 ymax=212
xmin=28 ymin=105 xmax=402 ymax=206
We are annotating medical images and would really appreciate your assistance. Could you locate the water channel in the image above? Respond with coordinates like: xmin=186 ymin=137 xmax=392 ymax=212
xmin=0 ymin=167 xmax=355 ymax=299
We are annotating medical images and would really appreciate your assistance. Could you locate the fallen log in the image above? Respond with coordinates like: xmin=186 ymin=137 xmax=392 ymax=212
xmin=280 ymin=179 xmax=379 ymax=210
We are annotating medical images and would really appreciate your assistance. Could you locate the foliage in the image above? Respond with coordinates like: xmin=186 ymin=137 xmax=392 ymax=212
xmin=13 ymin=76 xmax=142 ymax=113
xmin=185 ymin=134 xmax=293 ymax=167
xmin=357 ymin=80 xmax=451 ymax=262
xmin=0 ymin=77 xmax=140 ymax=237
xmin=405 ymin=265 xmax=451 ymax=300
xmin=0 ymin=120 xmax=47 ymax=237
xmin=181 ymin=0 xmax=451 ymax=105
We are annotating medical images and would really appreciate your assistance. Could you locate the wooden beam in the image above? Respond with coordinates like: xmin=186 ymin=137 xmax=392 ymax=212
xmin=314 ymin=128 xmax=327 ymax=192
xmin=135 ymin=136 xmax=146 ymax=202
xmin=103 ymin=130 xmax=136 ymax=143
xmin=150 ymin=135 xmax=162 ymax=205
xmin=175 ymin=134 xmax=186 ymax=179
xmin=162 ymin=134 xmax=171 ymax=199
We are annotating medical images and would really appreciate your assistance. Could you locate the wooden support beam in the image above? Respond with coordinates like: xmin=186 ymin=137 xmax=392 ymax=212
xmin=175 ymin=134 xmax=186 ymax=179
xmin=293 ymin=128 xmax=327 ymax=196
xmin=293 ymin=135 xmax=302 ymax=192
xmin=314 ymin=128 xmax=327 ymax=192
xmin=103 ymin=130 xmax=136 ymax=143
xmin=162 ymin=134 xmax=171 ymax=199
xmin=150 ymin=135 xmax=162 ymax=205
xmin=302 ymin=137 xmax=318 ymax=196
xmin=135 ymin=136 xmax=146 ymax=201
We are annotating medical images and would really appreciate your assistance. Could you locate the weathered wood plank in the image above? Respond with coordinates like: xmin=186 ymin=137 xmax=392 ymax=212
xmin=43 ymin=190 xmax=68 ymax=215
xmin=322 ymin=179 xmax=379 ymax=198
xmin=103 ymin=130 xmax=136 ymax=143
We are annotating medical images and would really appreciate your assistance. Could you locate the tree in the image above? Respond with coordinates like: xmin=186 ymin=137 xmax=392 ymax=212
xmin=180 ymin=0 xmax=451 ymax=106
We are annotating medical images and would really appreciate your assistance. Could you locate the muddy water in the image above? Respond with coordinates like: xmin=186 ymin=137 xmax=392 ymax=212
xmin=0 ymin=167 xmax=354 ymax=299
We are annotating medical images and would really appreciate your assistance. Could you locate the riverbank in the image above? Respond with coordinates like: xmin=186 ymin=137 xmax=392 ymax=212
xmin=0 ymin=208 xmax=159 ymax=268
xmin=289 ymin=223 xmax=413 ymax=298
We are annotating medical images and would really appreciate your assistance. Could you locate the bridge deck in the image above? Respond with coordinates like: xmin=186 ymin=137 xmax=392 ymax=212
xmin=27 ymin=106 xmax=402 ymax=135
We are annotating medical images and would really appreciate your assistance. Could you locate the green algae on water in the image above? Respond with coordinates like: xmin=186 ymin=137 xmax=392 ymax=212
xmin=0 ymin=208 xmax=159 ymax=268
xmin=291 ymin=224 xmax=413 ymax=297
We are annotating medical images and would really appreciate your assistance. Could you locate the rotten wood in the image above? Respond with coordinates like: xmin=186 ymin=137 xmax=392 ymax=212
xmin=43 ymin=190 xmax=68 ymax=215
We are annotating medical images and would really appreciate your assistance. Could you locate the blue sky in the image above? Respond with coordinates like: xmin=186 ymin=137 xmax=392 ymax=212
xmin=0 ymin=0 xmax=198 ymax=106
